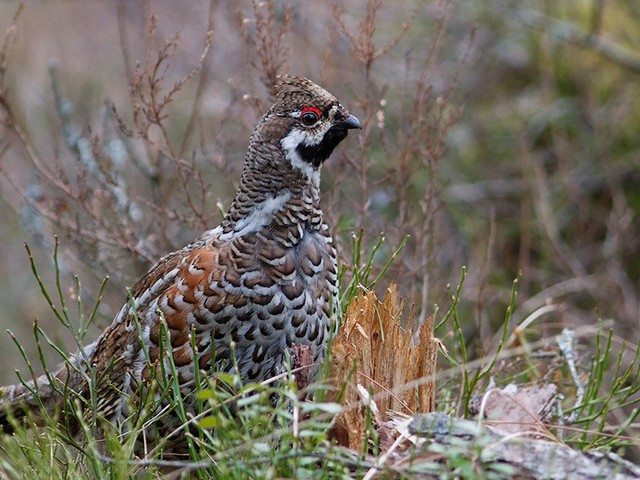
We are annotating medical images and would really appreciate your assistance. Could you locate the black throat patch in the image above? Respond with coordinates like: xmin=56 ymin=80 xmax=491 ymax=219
xmin=296 ymin=125 xmax=350 ymax=168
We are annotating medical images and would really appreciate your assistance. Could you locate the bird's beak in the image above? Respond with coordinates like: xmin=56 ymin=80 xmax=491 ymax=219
xmin=342 ymin=113 xmax=362 ymax=129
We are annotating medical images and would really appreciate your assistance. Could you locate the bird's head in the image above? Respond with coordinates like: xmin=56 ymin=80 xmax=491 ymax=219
xmin=252 ymin=75 xmax=361 ymax=180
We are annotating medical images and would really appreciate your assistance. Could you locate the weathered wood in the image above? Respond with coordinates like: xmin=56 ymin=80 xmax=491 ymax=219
xmin=407 ymin=413 xmax=640 ymax=480
xmin=329 ymin=285 xmax=437 ymax=450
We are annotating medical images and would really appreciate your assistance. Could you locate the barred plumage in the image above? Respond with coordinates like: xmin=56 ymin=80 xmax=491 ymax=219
xmin=0 ymin=75 xmax=360 ymax=439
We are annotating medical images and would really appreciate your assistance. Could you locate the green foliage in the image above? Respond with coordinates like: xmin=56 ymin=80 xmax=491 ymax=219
xmin=338 ymin=230 xmax=409 ymax=314
xmin=568 ymin=325 xmax=640 ymax=451
xmin=438 ymin=270 xmax=640 ymax=461
xmin=436 ymin=269 xmax=520 ymax=416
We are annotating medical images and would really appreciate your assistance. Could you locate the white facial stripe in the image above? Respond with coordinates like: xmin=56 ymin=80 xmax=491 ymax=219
xmin=281 ymin=129 xmax=321 ymax=182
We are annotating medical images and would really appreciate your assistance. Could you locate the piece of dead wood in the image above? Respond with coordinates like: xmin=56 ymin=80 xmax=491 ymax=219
xmin=469 ymin=383 xmax=558 ymax=435
xmin=329 ymin=284 xmax=438 ymax=450
xmin=289 ymin=343 xmax=314 ymax=394
xmin=402 ymin=413 xmax=640 ymax=480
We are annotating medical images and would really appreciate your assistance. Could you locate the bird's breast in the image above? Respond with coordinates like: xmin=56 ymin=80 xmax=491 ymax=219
xmin=137 ymin=226 xmax=338 ymax=386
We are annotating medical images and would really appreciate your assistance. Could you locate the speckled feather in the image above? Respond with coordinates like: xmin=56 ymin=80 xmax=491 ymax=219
xmin=0 ymin=75 xmax=360 ymax=438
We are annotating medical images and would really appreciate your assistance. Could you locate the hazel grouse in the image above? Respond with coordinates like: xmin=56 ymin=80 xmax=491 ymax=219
xmin=0 ymin=75 xmax=361 ymax=435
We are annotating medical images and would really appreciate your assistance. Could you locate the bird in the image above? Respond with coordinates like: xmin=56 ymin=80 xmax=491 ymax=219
xmin=0 ymin=75 xmax=361 ymax=440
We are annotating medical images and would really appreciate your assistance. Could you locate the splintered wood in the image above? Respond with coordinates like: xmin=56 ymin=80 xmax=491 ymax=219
xmin=330 ymin=284 xmax=437 ymax=450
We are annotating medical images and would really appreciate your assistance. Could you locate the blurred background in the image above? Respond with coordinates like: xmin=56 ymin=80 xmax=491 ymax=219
xmin=0 ymin=0 xmax=638 ymax=387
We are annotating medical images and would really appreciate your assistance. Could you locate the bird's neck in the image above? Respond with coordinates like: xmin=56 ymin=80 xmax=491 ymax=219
xmin=220 ymin=161 xmax=324 ymax=239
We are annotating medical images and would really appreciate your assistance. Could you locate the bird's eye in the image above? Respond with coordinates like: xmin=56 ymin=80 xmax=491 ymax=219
xmin=301 ymin=112 xmax=318 ymax=125
xmin=300 ymin=107 xmax=321 ymax=126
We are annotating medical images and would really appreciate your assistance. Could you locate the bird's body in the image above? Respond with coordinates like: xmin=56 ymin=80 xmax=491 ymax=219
xmin=0 ymin=75 xmax=360 ymax=436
